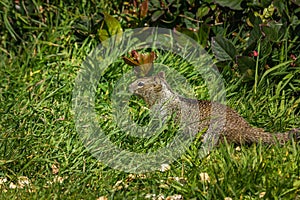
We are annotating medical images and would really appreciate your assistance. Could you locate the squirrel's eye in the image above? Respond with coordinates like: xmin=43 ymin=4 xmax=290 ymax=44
xmin=138 ymin=82 xmax=144 ymax=87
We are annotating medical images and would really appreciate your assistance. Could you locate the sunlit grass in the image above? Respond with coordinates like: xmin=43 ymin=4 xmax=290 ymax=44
xmin=0 ymin=0 xmax=299 ymax=199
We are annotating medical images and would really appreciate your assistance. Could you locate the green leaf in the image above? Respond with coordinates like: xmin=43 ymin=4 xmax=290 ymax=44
xmin=293 ymin=180 xmax=300 ymax=188
xmin=98 ymin=12 xmax=123 ymax=43
xmin=197 ymin=24 xmax=210 ymax=47
xmin=236 ymin=56 xmax=256 ymax=80
xmin=196 ymin=6 xmax=210 ymax=19
xmin=214 ymin=0 xmax=243 ymax=10
xmin=183 ymin=11 xmax=196 ymax=28
xmin=151 ymin=10 xmax=165 ymax=22
xmin=211 ymin=36 xmax=237 ymax=61
xmin=247 ymin=15 xmax=262 ymax=46
xmin=260 ymin=24 xmax=278 ymax=42
xmin=98 ymin=29 xmax=110 ymax=42
xmin=103 ymin=12 xmax=123 ymax=36
xmin=236 ymin=56 xmax=256 ymax=70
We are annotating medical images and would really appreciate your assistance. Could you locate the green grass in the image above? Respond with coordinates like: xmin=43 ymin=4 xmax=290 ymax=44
xmin=1 ymin=1 xmax=300 ymax=199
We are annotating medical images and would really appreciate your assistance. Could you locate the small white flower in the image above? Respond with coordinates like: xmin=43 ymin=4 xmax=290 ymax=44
xmin=166 ymin=194 xmax=183 ymax=200
xmin=96 ymin=196 xmax=108 ymax=200
xmin=199 ymin=172 xmax=210 ymax=183
xmin=160 ymin=164 xmax=171 ymax=172
xmin=53 ymin=176 xmax=65 ymax=184
xmin=9 ymin=182 xmax=17 ymax=189
xmin=0 ymin=177 xmax=7 ymax=184
xmin=157 ymin=194 xmax=165 ymax=200
xmin=18 ymin=176 xmax=30 ymax=188
xmin=145 ymin=193 xmax=156 ymax=199
xmin=259 ymin=192 xmax=266 ymax=198
xmin=235 ymin=146 xmax=241 ymax=151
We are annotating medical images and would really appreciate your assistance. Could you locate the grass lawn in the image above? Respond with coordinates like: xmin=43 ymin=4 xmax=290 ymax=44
xmin=1 ymin=1 xmax=300 ymax=199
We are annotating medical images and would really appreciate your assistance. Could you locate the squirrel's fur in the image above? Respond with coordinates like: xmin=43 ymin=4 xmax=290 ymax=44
xmin=129 ymin=71 xmax=299 ymax=145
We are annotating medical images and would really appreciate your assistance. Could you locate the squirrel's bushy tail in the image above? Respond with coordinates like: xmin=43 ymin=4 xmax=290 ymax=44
xmin=246 ymin=128 xmax=300 ymax=145
xmin=220 ymin=127 xmax=300 ymax=145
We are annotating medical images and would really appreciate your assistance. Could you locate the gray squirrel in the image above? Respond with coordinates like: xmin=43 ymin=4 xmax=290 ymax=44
xmin=129 ymin=71 xmax=299 ymax=145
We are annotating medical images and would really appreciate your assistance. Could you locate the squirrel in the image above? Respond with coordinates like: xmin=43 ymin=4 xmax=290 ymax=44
xmin=129 ymin=71 xmax=300 ymax=145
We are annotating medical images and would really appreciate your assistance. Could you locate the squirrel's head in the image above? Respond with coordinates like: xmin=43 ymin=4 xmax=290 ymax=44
xmin=129 ymin=71 xmax=166 ymax=106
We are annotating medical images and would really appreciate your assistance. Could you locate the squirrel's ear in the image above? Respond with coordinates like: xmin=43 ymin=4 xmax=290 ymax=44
xmin=157 ymin=71 xmax=165 ymax=79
